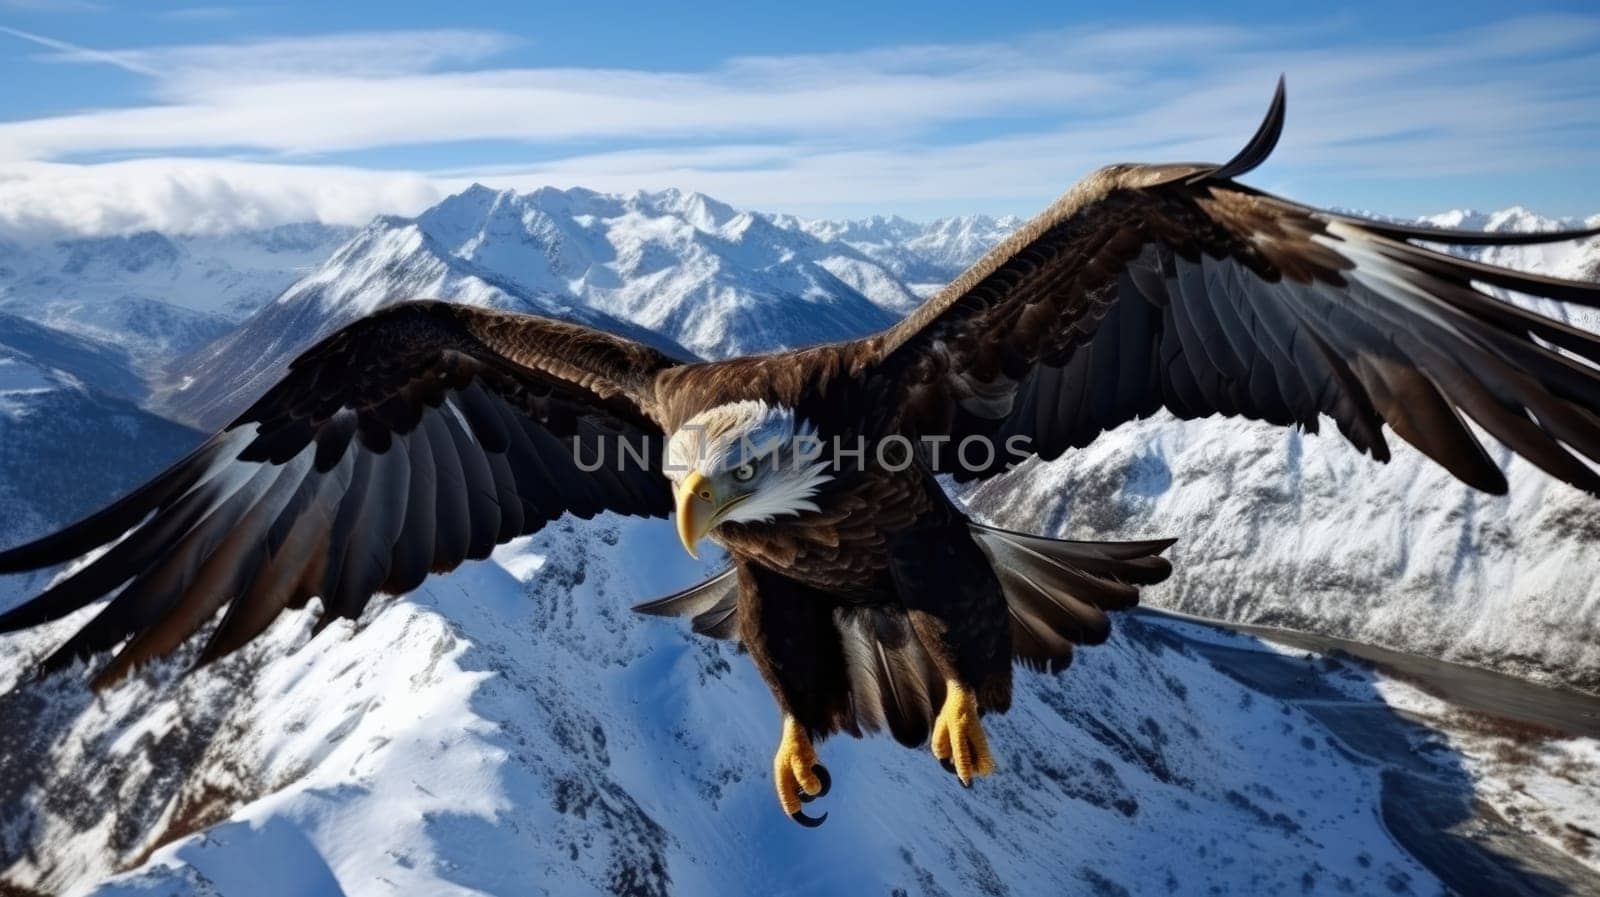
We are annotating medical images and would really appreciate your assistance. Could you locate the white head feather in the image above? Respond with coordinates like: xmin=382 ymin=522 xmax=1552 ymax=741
xmin=665 ymin=400 xmax=832 ymax=524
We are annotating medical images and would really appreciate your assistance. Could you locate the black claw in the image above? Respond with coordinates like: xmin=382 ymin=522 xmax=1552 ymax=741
xmin=798 ymin=764 xmax=831 ymax=802
xmin=792 ymin=764 xmax=831 ymax=824
xmin=939 ymin=756 xmax=972 ymax=787
xmin=790 ymin=809 xmax=828 ymax=828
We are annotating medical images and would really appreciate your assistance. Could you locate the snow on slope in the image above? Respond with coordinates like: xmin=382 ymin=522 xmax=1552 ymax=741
xmin=777 ymin=212 xmax=1022 ymax=295
xmin=964 ymin=208 xmax=1600 ymax=694
xmin=0 ymin=513 xmax=1498 ymax=897
xmin=0 ymin=312 xmax=142 ymax=402
xmin=146 ymin=201 xmax=694 ymax=431
xmin=0 ymin=350 xmax=200 ymax=613
xmin=0 ymin=225 xmax=352 ymax=372
xmin=406 ymin=185 xmax=915 ymax=352
xmin=150 ymin=185 xmax=916 ymax=429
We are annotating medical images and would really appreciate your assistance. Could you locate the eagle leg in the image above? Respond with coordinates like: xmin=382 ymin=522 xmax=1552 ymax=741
xmin=931 ymin=680 xmax=996 ymax=786
xmin=773 ymin=715 xmax=830 ymax=827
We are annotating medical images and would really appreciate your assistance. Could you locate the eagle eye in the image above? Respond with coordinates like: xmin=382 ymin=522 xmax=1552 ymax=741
xmin=733 ymin=463 xmax=756 ymax=483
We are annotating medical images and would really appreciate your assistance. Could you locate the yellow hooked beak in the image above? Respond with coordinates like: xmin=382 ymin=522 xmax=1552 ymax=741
xmin=674 ymin=470 xmax=747 ymax=559
xmin=675 ymin=470 xmax=718 ymax=559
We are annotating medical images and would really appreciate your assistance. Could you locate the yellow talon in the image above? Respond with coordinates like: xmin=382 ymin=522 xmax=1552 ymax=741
xmin=773 ymin=716 xmax=828 ymax=825
xmin=932 ymin=680 xmax=996 ymax=786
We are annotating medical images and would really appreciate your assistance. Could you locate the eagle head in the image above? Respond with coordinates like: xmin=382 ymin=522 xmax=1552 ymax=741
xmin=664 ymin=400 xmax=833 ymax=558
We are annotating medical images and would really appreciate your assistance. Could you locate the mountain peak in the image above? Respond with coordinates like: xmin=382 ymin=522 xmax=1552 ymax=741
xmin=1483 ymin=204 xmax=1566 ymax=233
xmin=56 ymin=230 xmax=182 ymax=277
xmin=418 ymin=184 xmax=513 ymax=241
xmin=246 ymin=184 xmax=913 ymax=362
xmin=621 ymin=188 xmax=739 ymax=232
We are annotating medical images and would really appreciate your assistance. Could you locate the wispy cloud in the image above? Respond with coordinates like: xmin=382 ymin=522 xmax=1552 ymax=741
xmin=0 ymin=0 xmax=106 ymax=12
xmin=0 ymin=26 xmax=160 ymax=76
xmin=0 ymin=16 xmax=1596 ymax=234
xmin=6 ymin=27 xmax=515 ymax=82
xmin=158 ymin=6 xmax=253 ymax=22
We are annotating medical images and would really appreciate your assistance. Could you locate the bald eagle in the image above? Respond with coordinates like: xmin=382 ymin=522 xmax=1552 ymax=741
xmin=3 ymin=80 xmax=1599 ymax=827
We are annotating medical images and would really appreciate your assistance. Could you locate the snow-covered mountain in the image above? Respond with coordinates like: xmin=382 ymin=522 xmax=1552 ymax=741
xmin=401 ymin=185 xmax=918 ymax=348
xmin=966 ymin=206 xmax=1600 ymax=694
xmin=0 ymin=224 xmax=352 ymax=375
xmin=1423 ymin=207 xmax=1600 ymax=281
xmin=774 ymin=212 xmax=1023 ymax=296
xmin=0 ymin=312 xmax=143 ymax=402
xmin=0 ymin=348 xmax=200 ymax=613
xmin=150 ymin=186 xmax=922 ymax=429
xmin=0 ymin=310 xmax=202 ymax=607
xmin=5 ymin=511 xmax=1596 ymax=896
xmin=2 ymin=196 xmax=1599 ymax=895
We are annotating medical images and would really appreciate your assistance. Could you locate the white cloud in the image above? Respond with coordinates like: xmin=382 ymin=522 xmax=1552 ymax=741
xmin=4 ymin=17 xmax=1591 ymax=161
xmin=0 ymin=160 xmax=440 ymax=238
xmin=0 ymin=57 xmax=1113 ymax=160
xmin=0 ymin=16 xmax=1595 ymax=234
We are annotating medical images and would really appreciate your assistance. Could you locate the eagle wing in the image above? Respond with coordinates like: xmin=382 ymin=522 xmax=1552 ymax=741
xmin=855 ymin=79 xmax=1600 ymax=494
xmin=0 ymin=300 xmax=679 ymax=686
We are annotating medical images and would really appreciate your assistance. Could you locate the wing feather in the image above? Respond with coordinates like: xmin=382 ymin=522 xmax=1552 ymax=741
xmin=0 ymin=301 xmax=678 ymax=684
xmin=856 ymin=80 xmax=1600 ymax=497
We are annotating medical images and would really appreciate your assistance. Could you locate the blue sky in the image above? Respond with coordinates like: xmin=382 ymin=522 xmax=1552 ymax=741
xmin=1 ymin=0 xmax=1598 ymax=234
